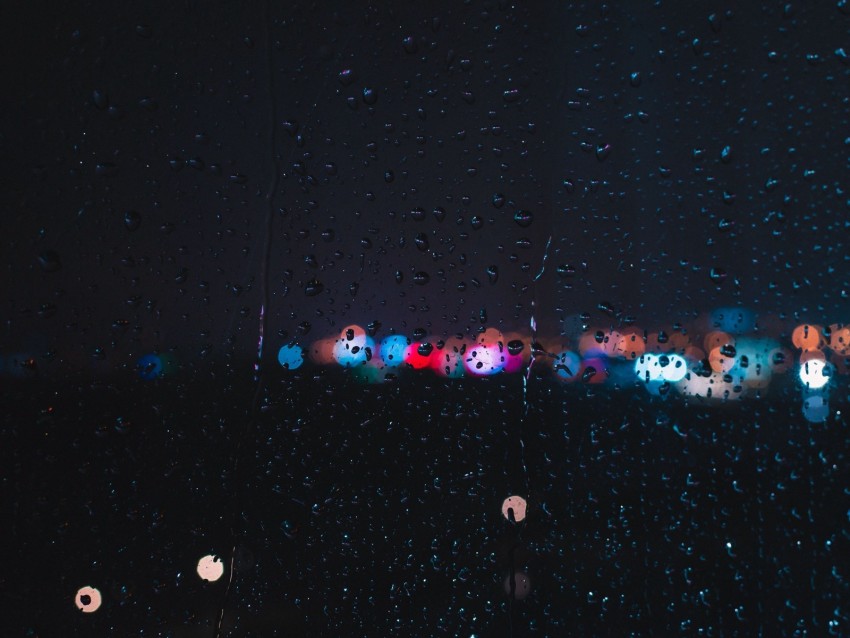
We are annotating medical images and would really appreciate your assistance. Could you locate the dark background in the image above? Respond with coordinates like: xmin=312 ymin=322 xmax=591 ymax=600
xmin=2 ymin=1 xmax=849 ymax=636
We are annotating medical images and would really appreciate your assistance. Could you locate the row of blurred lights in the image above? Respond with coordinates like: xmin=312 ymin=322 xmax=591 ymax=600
xmin=75 ymin=495 xmax=532 ymax=613
xmin=124 ymin=321 xmax=847 ymax=413
xmin=274 ymin=322 xmax=845 ymax=392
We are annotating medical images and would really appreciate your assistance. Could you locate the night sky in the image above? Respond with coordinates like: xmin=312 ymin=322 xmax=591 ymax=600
xmin=2 ymin=1 xmax=850 ymax=636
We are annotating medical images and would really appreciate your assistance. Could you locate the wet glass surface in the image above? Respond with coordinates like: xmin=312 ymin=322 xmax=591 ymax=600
xmin=3 ymin=1 xmax=850 ymax=636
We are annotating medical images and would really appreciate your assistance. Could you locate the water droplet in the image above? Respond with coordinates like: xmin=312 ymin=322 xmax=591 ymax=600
xmin=507 ymin=340 xmax=524 ymax=356
xmin=124 ymin=210 xmax=141 ymax=231
xmin=92 ymin=89 xmax=109 ymax=109
xmin=513 ymin=210 xmax=533 ymax=228
xmin=139 ymin=97 xmax=158 ymax=111
xmin=38 ymin=251 xmax=62 ymax=273
xmin=410 ymin=207 xmax=426 ymax=221
xmin=362 ymin=87 xmax=378 ymax=105
xmin=304 ymin=279 xmax=324 ymax=296
xmin=708 ymin=12 xmax=722 ymax=32
xmin=486 ymin=265 xmax=498 ymax=284
xmin=492 ymin=193 xmax=505 ymax=208
xmin=720 ymin=344 xmax=736 ymax=357
xmin=95 ymin=162 xmax=118 ymax=177
xmin=709 ymin=268 xmax=727 ymax=284
xmin=281 ymin=120 xmax=299 ymax=136
xmin=413 ymin=271 xmax=430 ymax=285
xmin=596 ymin=144 xmax=612 ymax=161
xmin=720 ymin=145 xmax=733 ymax=163
xmin=629 ymin=71 xmax=642 ymax=87
xmin=414 ymin=233 xmax=429 ymax=252
xmin=417 ymin=342 xmax=433 ymax=357
xmin=432 ymin=206 xmax=446 ymax=222
xmin=402 ymin=36 xmax=418 ymax=54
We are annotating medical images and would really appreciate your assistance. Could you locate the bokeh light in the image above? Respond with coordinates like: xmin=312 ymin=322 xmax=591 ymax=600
xmin=308 ymin=338 xmax=336 ymax=366
xmin=615 ymin=330 xmax=646 ymax=360
xmin=333 ymin=330 xmax=375 ymax=367
xmin=792 ymin=324 xmax=824 ymax=351
xmin=197 ymin=554 xmax=225 ymax=582
xmin=659 ymin=354 xmax=688 ymax=382
xmin=501 ymin=495 xmax=527 ymax=522
xmin=704 ymin=331 xmax=733 ymax=353
xmin=380 ymin=335 xmax=409 ymax=367
xmin=137 ymin=354 xmax=162 ymax=380
xmin=828 ymin=323 xmax=850 ymax=355
xmin=634 ymin=353 xmax=663 ymax=383
xmin=802 ymin=394 xmax=829 ymax=423
xmin=277 ymin=344 xmax=304 ymax=370
xmin=463 ymin=343 xmax=505 ymax=376
xmin=431 ymin=337 xmax=467 ymax=378
xmin=75 ymin=586 xmax=102 ymax=613
xmin=580 ymin=355 xmax=607 ymax=384
xmin=553 ymin=351 xmax=581 ymax=381
xmin=404 ymin=342 xmax=434 ymax=369
xmin=799 ymin=359 xmax=831 ymax=389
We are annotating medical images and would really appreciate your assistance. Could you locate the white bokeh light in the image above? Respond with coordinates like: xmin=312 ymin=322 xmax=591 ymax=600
xmin=197 ymin=554 xmax=225 ymax=582
xmin=634 ymin=354 xmax=662 ymax=383
xmin=799 ymin=359 xmax=830 ymax=389
xmin=659 ymin=354 xmax=688 ymax=382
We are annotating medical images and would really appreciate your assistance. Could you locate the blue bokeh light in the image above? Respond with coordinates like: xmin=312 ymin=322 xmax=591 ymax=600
xmin=380 ymin=335 xmax=409 ymax=367
xmin=278 ymin=344 xmax=305 ymax=370
xmin=137 ymin=354 xmax=163 ymax=380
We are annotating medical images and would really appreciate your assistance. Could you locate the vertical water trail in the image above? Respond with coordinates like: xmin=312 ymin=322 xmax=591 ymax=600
xmin=253 ymin=0 xmax=281 ymax=407
xmin=520 ymin=234 xmax=552 ymax=486
xmin=508 ymin=234 xmax=551 ymax=638
xmin=213 ymin=3 xmax=279 ymax=636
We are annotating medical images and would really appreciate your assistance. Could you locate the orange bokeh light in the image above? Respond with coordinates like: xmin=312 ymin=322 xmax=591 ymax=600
xmin=791 ymin=324 xmax=824 ymax=351
xmin=309 ymin=338 xmax=336 ymax=365
xmin=828 ymin=324 xmax=850 ymax=355
xmin=339 ymin=324 xmax=367 ymax=340
xmin=615 ymin=329 xmax=646 ymax=360
xmin=704 ymin=331 xmax=733 ymax=353
xmin=708 ymin=346 xmax=736 ymax=373
xmin=799 ymin=349 xmax=826 ymax=364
